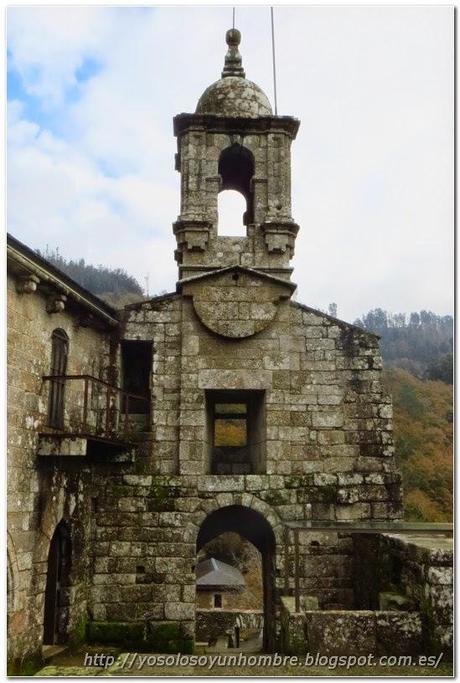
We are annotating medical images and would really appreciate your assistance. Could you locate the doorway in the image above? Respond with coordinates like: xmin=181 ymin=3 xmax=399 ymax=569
xmin=43 ymin=521 xmax=72 ymax=645
xmin=196 ymin=505 xmax=276 ymax=651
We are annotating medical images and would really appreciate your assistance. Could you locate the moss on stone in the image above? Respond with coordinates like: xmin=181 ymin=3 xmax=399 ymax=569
xmin=68 ymin=616 xmax=87 ymax=650
xmin=87 ymin=621 xmax=145 ymax=648
xmin=7 ymin=652 xmax=43 ymax=676
xmin=263 ymin=490 xmax=288 ymax=506
xmin=145 ymin=622 xmax=193 ymax=654
xmin=303 ymin=484 xmax=337 ymax=504
xmin=149 ymin=482 xmax=182 ymax=512
xmin=85 ymin=620 xmax=192 ymax=655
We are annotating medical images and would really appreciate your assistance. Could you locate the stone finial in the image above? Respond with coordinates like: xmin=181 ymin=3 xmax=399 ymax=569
xmin=222 ymin=29 xmax=246 ymax=78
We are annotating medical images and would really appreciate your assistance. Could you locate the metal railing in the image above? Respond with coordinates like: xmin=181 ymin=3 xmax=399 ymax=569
xmin=42 ymin=374 xmax=149 ymax=440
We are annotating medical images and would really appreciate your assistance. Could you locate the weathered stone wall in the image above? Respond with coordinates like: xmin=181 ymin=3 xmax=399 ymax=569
xmin=375 ymin=534 xmax=453 ymax=654
xmin=196 ymin=580 xmax=262 ymax=611
xmin=280 ymin=532 xmax=453 ymax=657
xmin=87 ymin=283 xmax=402 ymax=643
xmin=122 ymin=288 xmax=401 ymax=505
xmin=7 ymin=274 xmax=112 ymax=667
xmin=196 ymin=609 xmax=263 ymax=642
xmin=292 ymin=531 xmax=355 ymax=609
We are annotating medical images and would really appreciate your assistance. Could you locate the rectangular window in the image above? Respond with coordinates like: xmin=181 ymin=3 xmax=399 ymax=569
xmin=205 ymin=390 xmax=266 ymax=475
xmin=214 ymin=594 xmax=222 ymax=608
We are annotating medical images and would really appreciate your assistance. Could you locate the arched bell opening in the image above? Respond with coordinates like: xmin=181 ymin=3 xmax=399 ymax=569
xmin=218 ymin=144 xmax=255 ymax=232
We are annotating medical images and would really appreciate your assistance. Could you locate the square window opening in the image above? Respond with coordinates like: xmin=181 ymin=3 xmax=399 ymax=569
xmin=205 ymin=390 xmax=266 ymax=475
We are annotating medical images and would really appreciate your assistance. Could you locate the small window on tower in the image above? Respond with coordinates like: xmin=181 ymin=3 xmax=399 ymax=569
xmin=214 ymin=593 xmax=222 ymax=608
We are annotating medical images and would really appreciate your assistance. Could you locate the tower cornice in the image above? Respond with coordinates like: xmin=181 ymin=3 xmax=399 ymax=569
xmin=173 ymin=113 xmax=300 ymax=140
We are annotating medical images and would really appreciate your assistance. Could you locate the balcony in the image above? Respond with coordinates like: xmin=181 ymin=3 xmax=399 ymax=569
xmin=38 ymin=374 xmax=149 ymax=462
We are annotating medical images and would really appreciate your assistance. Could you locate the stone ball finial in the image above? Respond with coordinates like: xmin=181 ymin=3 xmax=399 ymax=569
xmin=222 ymin=28 xmax=245 ymax=78
xmin=226 ymin=28 xmax=241 ymax=47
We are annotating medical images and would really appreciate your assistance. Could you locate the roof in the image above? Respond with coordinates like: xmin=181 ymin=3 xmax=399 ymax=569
xmin=7 ymin=233 xmax=119 ymax=328
xmin=196 ymin=28 xmax=272 ymax=119
xmin=292 ymin=301 xmax=381 ymax=340
xmin=196 ymin=557 xmax=245 ymax=589
xmin=177 ymin=264 xmax=297 ymax=293
xmin=196 ymin=77 xmax=272 ymax=119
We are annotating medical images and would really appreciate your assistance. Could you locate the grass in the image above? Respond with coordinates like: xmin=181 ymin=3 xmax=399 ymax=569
xmin=35 ymin=649 xmax=454 ymax=677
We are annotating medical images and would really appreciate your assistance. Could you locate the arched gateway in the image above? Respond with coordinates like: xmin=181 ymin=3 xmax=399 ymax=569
xmin=197 ymin=506 xmax=276 ymax=652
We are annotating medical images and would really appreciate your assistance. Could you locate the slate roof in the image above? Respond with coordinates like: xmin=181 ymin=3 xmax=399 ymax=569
xmin=196 ymin=557 xmax=245 ymax=589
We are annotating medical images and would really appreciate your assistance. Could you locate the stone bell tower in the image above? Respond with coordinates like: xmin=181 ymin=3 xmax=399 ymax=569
xmin=173 ymin=29 xmax=300 ymax=282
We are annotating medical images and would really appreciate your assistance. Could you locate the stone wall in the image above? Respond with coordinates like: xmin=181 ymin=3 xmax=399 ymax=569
xmin=87 ymin=284 xmax=403 ymax=643
xmin=280 ymin=597 xmax=423 ymax=657
xmin=292 ymin=531 xmax=355 ymax=609
xmin=122 ymin=289 xmax=401 ymax=502
xmin=196 ymin=609 xmax=264 ymax=642
xmin=7 ymin=274 xmax=112 ymax=668
xmin=376 ymin=534 xmax=453 ymax=653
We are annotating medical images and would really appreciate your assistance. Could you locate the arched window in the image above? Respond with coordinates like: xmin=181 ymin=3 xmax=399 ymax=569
xmin=217 ymin=144 xmax=255 ymax=234
xmin=48 ymin=329 xmax=69 ymax=429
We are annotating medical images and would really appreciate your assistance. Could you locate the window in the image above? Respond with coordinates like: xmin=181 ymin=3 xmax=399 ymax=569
xmin=121 ymin=341 xmax=152 ymax=414
xmin=48 ymin=329 xmax=69 ymax=429
xmin=217 ymin=144 xmax=255 ymax=235
xmin=214 ymin=402 xmax=247 ymax=448
xmin=214 ymin=593 xmax=222 ymax=609
xmin=205 ymin=390 xmax=266 ymax=474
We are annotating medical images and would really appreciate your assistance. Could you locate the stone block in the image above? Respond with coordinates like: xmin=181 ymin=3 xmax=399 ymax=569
xmin=378 ymin=592 xmax=415 ymax=611
xmin=375 ymin=612 xmax=422 ymax=655
xmin=305 ymin=611 xmax=376 ymax=655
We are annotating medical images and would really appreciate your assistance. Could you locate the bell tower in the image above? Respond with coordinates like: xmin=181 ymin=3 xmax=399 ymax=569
xmin=173 ymin=29 xmax=300 ymax=282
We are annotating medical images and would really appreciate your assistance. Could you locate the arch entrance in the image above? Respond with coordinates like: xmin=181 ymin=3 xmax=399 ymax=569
xmin=196 ymin=505 xmax=276 ymax=652
xmin=43 ymin=521 xmax=72 ymax=645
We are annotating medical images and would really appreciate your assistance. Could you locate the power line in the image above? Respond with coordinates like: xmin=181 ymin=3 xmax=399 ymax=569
xmin=232 ymin=7 xmax=235 ymax=29
xmin=270 ymin=7 xmax=278 ymax=116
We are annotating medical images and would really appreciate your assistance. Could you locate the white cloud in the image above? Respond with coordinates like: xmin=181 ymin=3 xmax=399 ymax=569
xmin=7 ymin=6 xmax=453 ymax=319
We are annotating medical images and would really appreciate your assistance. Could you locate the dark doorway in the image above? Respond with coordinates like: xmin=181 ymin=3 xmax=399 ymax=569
xmin=48 ymin=329 xmax=69 ymax=429
xmin=196 ymin=506 xmax=276 ymax=652
xmin=43 ymin=521 xmax=72 ymax=645
xmin=121 ymin=340 xmax=152 ymax=413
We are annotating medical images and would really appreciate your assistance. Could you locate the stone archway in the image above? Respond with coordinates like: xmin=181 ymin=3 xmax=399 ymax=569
xmin=196 ymin=505 xmax=277 ymax=652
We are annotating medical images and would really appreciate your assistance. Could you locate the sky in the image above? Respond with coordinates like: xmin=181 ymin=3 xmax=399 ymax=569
xmin=7 ymin=6 xmax=453 ymax=323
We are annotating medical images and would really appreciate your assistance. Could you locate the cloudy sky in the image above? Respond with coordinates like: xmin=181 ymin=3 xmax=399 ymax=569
xmin=7 ymin=6 xmax=453 ymax=322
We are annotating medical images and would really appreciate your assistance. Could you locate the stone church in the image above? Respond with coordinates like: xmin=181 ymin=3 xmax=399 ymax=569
xmin=7 ymin=28 xmax=452 ymax=671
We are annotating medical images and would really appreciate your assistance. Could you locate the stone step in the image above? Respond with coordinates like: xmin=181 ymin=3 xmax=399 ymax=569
xmin=42 ymin=645 xmax=68 ymax=661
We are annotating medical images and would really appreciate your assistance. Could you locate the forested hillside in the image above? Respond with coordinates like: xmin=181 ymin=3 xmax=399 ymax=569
xmin=383 ymin=368 xmax=453 ymax=522
xmin=354 ymin=308 xmax=453 ymax=383
xmin=37 ymin=247 xmax=144 ymax=306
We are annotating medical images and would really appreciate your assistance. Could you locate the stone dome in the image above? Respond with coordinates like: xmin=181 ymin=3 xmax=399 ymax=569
xmin=196 ymin=77 xmax=272 ymax=118
xmin=196 ymin=28 xmax=273 ymax=119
